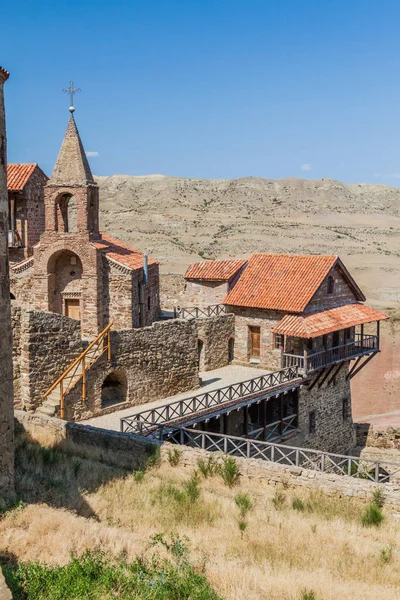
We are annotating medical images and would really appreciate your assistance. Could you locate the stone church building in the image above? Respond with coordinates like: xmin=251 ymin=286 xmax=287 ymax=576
xmin=10 ymin=112 xmax=160 ymax=338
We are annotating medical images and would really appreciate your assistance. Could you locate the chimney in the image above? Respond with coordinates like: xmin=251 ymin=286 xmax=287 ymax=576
xmin=143 ymin=252 xmax=148 ymax=284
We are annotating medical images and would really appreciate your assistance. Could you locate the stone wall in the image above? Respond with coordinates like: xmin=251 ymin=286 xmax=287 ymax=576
xmin=355 ymin=423 xmax=400 ymax=450
xmin=11 ymin=306 xmax=83 ymax=411
xmin=306 ymin=265 xmax=358 ymax=312
xmin=14 ymin=410 xmax=158 ymax=471
xmin=0 ymin=67 xmax=14 ymax=498
xmin=185 ymin=279 xmax=229 ymax=307
xmin=10 ymin=258 xmax=35 ymax=305
xmin=197 ymin=314 xmax=235 ymax=371
xmin=229 ymin=306 xmax=282 ymax=369
xmin=293 ymin=364 xmax=356 ymax=454
xmin=63 ymin=318 xmax=199 ymax=420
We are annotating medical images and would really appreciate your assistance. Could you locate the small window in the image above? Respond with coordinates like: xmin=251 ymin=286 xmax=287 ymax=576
xmin=309 ymin=411 xmax=316 ymax=434
xmin=307 ymin=338 xmax=313 ymax=351
xmin=345 ymin=327 xmax=352 ymax=340
xmin=342 ymin=397 xmax=349 ymax=420
xmin=327 ymin=275 xmax=334 ymax=294
xmin=274 ymin=333 xmax=283 ymax=349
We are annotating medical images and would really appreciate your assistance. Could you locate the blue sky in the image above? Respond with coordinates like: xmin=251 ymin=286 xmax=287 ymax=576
xmin=2 ymin=0 xmax=400 ymax=184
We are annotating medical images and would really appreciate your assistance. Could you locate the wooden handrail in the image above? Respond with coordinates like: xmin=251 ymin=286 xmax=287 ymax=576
xmin=43 ymin=322 xmax=113 ymax=419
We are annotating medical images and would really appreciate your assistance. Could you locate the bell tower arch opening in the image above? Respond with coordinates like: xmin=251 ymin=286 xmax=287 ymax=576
xmin=47 ymin=249 xmax=83 ymax=317
xmin=55 ymin=193 xmax=78 ymax=233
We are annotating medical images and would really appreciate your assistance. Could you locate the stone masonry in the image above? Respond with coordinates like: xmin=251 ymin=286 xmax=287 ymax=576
xmin=0 ymin=66 xmax=14 ymax=498
xmin=197 ymin=314 xmax=235 ymax=371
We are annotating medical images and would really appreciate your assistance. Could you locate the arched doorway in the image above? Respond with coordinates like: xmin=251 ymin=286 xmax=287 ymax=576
xmin=228 ymin=337 xmax=235 ymax=363
xmin=47 ymin=250 xmax=83 ymax=317
xmin=198 ymin=339 xmax=205 ymax=371
xmin=55 ymin=194 xmax=78 ymax=233
xmin=101 ymin=371 xmax=127 ymax=407
xmin=10 ymin=292 xmax=15 ymax=300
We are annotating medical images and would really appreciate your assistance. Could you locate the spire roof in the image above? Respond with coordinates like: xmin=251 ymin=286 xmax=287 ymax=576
xmin=49 ymin=114 xmax=94 ymax=186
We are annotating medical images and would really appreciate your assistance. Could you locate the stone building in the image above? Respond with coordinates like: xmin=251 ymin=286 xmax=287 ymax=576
xmin=7 ymin=163 xmax=48 ymax=265
xmin=0 ymin=66 xmax=14 ymax=497
xmin=185 ymin=259 xmax=247 ymax=306
xmin=10 ymin=111 xmax=160 ymax=337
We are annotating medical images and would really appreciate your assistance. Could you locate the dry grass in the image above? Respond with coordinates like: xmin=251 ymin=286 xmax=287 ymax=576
xmin=2 ymin=438 xmax=400 ymax=599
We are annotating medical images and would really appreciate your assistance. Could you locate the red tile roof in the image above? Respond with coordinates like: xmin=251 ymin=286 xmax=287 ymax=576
xmin=185 ymin=259 xmax=247 ymax=281
xmin=92 ymin=233 xmax=159 ymax=271
xmin=223 ymin=254 xmax=364 ymax=312
xmin=7 ymin=163 xmax=45 ymax=191
xmin=272 ymin=304 xmax=389 ymax=338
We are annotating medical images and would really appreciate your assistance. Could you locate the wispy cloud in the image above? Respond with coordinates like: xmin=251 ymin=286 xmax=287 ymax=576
xmin=300 ymin=163 xmax=312 ymax=171
xmin=86 ymin=151 xmax=100 ymax=157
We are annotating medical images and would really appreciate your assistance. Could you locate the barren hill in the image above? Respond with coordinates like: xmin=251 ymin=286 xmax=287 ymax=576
xmin=97 ymin=175 xmax=400 ymax=309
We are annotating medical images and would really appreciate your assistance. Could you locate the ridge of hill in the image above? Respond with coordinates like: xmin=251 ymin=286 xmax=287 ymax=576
xmin=97 ymin=175 xmax=400 ymax=309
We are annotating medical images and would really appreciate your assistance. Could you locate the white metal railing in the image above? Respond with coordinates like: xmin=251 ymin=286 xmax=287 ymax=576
xmin=163 ymin=428 xmax=400 ymax=484
xmin=121 ymin=366 xmax=301 ymax=435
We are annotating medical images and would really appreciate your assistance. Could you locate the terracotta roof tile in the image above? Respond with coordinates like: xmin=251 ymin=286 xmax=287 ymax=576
xmin=185 ymin=259 xmax=247 ymax=281
xmin=92 ymin=233 xmax=159 ymax=271
xmin=7 ymin=164 xmax=39 ymax=191
xmin=224 ymin=254 xmax=356 ymax=312
xmin=272 ymin=304 xmax=389 ymax=338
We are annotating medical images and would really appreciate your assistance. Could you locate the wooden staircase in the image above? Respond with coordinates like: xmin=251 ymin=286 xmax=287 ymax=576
xmin=39 ymin=323 xmax=113 ymax=419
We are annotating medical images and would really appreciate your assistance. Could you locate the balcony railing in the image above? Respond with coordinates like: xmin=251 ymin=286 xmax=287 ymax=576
xmin=8 ymin=230 xmax=23 ymax=248
xmin=247 ymin=413 xmax=298 ymax=442
xmin=174 ymin=304 xmax=227 ymax=319
xmin=282 ymin=333 xmax=379 ymax=374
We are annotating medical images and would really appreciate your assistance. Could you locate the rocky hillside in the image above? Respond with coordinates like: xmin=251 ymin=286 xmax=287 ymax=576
xmin=97 ymin=175 xmax=400 ymax=309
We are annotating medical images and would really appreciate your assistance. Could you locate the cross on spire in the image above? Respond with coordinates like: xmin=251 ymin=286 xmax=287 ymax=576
xmin=62 ymin=81 xmax=81 ymax=113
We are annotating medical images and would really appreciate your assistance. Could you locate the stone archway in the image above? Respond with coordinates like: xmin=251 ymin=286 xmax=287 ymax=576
xmin=101 ymin=371 xmax=127 ymax=408
xmin=55 ymin=193 xmax=78 ymax=233
xmin=47 ymin=249 xmax=83 ymax=317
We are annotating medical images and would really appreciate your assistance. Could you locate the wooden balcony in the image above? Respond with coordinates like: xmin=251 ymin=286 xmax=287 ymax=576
xmin=282 ymin=333 xmax=379 ymax=375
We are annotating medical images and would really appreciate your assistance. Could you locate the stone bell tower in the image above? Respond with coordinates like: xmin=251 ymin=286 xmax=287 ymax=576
xmin=0 ymin=66 xmax=15 ymax=498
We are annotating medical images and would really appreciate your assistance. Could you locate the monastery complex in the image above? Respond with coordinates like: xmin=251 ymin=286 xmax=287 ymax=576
xmin=0 ymin=66 xmax=394 ymax=499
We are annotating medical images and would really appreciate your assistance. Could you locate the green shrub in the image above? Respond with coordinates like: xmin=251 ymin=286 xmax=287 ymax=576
xmin=292 ymin=496 xmax=305 ymax=512
xmin=272 ymin=489 xmax=286 ymax=510
xmin=183 ymin=473 xmax=201 ymax=503
xmin=235 ymin=493 xmax=252 ymax=518
xmin=380 ymin=544 xmax=393 ymax=564
xmin=361 ymin=503 xmax=384 ymax=527
xmin=197 ymin=456 xmax=218 ymax=479
xmin=133 ymin=469 xmax=145 ymax=483
xmin=4 ymin=546 xmax=222 ymax=600
xmin=218 ymin=457 xmax=240 ymax=488
xmin=301 ymin=591 xmax=317 ymax=600
xmin=168 ymin=448 xmax=182 ymax=467
xmin=238 ymin=519 xmax=247 ymax=535
xmin=372 ymin=487 xmax=385 ymax=508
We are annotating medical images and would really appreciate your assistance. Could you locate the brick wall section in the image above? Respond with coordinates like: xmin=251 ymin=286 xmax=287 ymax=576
xmin=11 ymin=304 xmax=22 ymax=408
xmin=306 ymin=265 xmax=358 ymax=312
xmin=0 ymin=68 xmax=14 ymax=497
xmin=63 ymin=318 xmax=200 ymax=420
xmin=292 ymin=364 xmax=356 ymax=453
xmin=229 ymin=306 xmax=283 ymax=369
xmin=185 ymin=279 xmax=229 ymax=307
xmin=197 ymin=314 xmax=235 ymax=371
xmin=12 ymin=307 xmax=83 ymax=411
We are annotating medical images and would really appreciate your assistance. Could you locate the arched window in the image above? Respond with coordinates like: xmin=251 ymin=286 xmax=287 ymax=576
xmin=55 ymin=194 xmax=77 ymax=233
xmin=228 ymin=338 xmax=235 ymax=363
xmin=101 ymin=371 xmax=127 ymax=408
xmin=327 ymin=275 xmax=334 ymax=295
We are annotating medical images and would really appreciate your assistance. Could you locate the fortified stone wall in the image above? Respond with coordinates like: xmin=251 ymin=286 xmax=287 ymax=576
xmin=229 ymin=306 xmax=282 ymax=369
xmin=13 ymin=411 xmax=400 ymax=511
xmin=11 ymin=306 xmax=83 ymax=411
xmin=9 ymin=258 xmax=34 ymax=304
xmin=355 ymin=423 xmax=400 ymax=450
xmin=197 ymin=314 xmax=235 ymax=371
xmin=64 ymin=318 xmax=199 ymax=420
xmin=293 ymin=364 xmax=355 ymax=454
xmin=0 ymin=67 xmax=14 ymax=497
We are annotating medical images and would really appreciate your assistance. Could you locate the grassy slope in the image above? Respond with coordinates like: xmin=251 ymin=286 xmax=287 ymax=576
xmin=1 ymin=438 xmax=399 ymax=600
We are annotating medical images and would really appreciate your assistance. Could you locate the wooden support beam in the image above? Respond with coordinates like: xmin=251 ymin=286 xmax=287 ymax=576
xmin=377 ymin=320 xmax=380 ymax=350
xmin=243 ymin=405 xmax=249 ymax=437
xmin=348 ymin=353 xmax=375 ymax=380
xmin=327 ymin=362 xmax=343 ymax=387
xmin=318 ymin=365 xmax=336 ymax=389
xmin=262 ymin=398 xmax=267 ymax=441
xmin=308 ymin=368 xmax=325 ymax=392
xmin=223 ymin=413 xmax=228 ymax=435
xmin=280 ymin=394 xmax=284 ymax=435
xmin=346 ymin=355 xmax=363 ymax=380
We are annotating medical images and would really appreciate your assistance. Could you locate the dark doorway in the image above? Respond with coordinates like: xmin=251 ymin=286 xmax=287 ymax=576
xmin=101 ymin=371 xmax=127 ymax=408
xmin=228 ymin=338 xmax=235 ymax=362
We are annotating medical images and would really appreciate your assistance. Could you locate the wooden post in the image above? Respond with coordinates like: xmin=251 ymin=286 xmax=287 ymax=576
xmin=107 ymin=328 xmax=111 ymax=360
xmin=262 ymin=399 xmax=267 ymax=441
xmin=303 ymin=347 xmax=308 ymax=375
xmin=377 ymin=320 xmax=380 ymax=350
xmin=60 ymin=379 xmax=64 ymax=420
xmin=82 ymin=355 xmax=86 ymax=401
xmin=280 ymin=395 xmax=284 ymax=436
xmin=243 ymin=405 xmax=249 ymax=437
xmin=223 ymin=413 xmax=228 ymax=435
xmin=360 ymin=323 xmax=364 ymax=351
